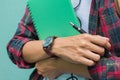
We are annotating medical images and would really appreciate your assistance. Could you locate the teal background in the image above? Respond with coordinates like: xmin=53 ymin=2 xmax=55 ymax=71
xmin=0 ymin=0 xmax=33 ymax=80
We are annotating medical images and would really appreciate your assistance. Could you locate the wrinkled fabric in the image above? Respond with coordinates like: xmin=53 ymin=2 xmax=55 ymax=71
xmin=88 ymin=0 xmax=120 ymax=80
xmin=7 ymin=0 xmax=120 ymax=80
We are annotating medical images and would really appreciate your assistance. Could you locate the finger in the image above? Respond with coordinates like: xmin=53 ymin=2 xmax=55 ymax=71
xmin=77 ymin=48 xmax=100 ymax=62
xmin=83 ymin=50 xmax=100 ymax=62
xmin=84 ymin=42 xmax=105 ymax=56
xmin=89 ymin=35 xmax=111 ymax=49
xmin=77 ymin=56 xmax=95 ymax=66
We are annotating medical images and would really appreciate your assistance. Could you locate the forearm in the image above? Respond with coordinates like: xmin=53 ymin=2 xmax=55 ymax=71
xmin=56 ymin=58 xmax=91 ymax=79
xmin=22 ymin=40 xmax=49 ymax=63
xmin=65 ymin=63 xmax=91 ymax=79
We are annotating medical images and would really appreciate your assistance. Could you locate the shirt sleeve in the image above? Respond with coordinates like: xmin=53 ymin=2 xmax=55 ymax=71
xmin=7 ymin=6 xmax=39 ymax=69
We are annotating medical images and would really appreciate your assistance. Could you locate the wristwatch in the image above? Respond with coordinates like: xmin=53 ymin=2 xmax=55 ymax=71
xmin=43 ymin=36 xmax=57 ymax=56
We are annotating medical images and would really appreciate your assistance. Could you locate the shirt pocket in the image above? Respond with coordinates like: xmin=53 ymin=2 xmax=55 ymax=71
xmin=99 ymin=5 xmax=119 ymax=26
xmin=98 ymin=5 xmax=120 ymax=56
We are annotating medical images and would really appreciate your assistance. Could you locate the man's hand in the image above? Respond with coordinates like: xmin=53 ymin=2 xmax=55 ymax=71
xmin=51 ymin=34 xmax=111 ymax=66
xmin=35 ymin=58 xmax=92 ymax=79
xmin=35 ymin=58 xmax=64 ymax=80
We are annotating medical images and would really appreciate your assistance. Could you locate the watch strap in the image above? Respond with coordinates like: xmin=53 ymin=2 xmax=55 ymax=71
xmin=43 ymin=36 xmax=57 ymax=57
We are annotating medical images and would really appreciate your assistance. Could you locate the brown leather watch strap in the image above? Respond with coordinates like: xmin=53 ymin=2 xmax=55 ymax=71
xmin=43 ymin=36 xmax=57 ymax=57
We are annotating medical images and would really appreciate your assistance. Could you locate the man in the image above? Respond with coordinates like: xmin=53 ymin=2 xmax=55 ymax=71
xmin=7 ymin=0 xmax=120 ymax=80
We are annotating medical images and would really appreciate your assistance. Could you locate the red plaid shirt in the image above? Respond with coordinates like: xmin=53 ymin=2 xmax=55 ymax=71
xmin=7 ymin=0 xmax=120 ymax=80
xmin=88 ymin=0 xmax=120 ymax=80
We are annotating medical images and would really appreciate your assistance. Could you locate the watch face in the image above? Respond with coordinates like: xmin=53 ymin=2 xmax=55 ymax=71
xmin=43 ymin=36 xmax=54 ymax=48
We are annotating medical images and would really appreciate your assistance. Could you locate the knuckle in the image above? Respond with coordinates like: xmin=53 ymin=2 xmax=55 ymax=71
xmin=97 ymin=47 xmax=105 ymax=55
xmin=96 ymin=35 xmax=101 ymax=37
xmin=82 ymin=34 xmax=91 ymax=39
xmin=95 ymin=55 xmax=100 ymax=61
xmin=101 ymin=38 xmax=108 ymax=46
xmin=104 ymin=40 xmax=108 ymax=46
xmin=80 ymin=40 xmax=87 ymax=47
xmin=72 ymin=56 xmax=82 ymax=64
xmin=102 ymin=39 xmax=106 ymax=44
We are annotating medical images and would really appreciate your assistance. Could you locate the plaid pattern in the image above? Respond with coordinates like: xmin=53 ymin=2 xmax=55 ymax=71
xmin=88 ymin=0 xmax=120 ymax=80
xmin=7 ymin=0 xmax=120 ymax=80
xmin=7 ymin=7 xmax=41 ymax=80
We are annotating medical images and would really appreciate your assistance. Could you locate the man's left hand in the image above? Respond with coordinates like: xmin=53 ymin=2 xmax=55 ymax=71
xmin=35 ymin=58 xmax=64 ymax=80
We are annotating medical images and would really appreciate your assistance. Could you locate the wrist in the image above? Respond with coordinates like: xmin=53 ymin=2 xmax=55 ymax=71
xmin=42 ymin=36 xmax=57 ymax=57
xmin=50 ymin=37 xmax=65 ymax=56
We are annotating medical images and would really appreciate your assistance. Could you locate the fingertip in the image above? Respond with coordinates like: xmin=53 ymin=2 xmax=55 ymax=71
xmin=106 ymin=38 xmax=110 ymax=41
xmin=102 ymin=37 xmax=109 ymax=40
xmin=106 ymin=42 xmax=111 ymax=50
xmin=88 ymin=61 xmax=95 ymax=66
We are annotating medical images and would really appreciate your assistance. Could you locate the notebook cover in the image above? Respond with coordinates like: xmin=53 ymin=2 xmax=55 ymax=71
xmin=27 ymin=0 xmax=80 ymax=40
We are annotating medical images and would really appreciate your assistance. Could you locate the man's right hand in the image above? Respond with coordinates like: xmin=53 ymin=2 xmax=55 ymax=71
xmin=50 ymin=34 xmax=111 ymax=66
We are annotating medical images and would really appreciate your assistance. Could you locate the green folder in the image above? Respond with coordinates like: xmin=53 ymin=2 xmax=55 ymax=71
xmin=27 ymin=0 xmax=80 ymax=40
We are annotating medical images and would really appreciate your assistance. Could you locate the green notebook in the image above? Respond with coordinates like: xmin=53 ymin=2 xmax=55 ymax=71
xmin=27 ymin=0 xmax=80 ymax=40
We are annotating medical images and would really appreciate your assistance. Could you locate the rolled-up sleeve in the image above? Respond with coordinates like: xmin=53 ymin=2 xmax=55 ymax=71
xmin=7 ymin=7 xmax=38 ymax=68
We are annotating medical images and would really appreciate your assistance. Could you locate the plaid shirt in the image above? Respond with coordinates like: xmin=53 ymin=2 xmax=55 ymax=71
xmin=88 ymin=0 xmax=120 ymax=80
xmin=7 ymin=0 xmax=120 ymax=80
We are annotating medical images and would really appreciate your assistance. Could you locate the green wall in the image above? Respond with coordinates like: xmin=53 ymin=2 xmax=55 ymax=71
xmin=0 ymin=0 xmax=33 ymax=80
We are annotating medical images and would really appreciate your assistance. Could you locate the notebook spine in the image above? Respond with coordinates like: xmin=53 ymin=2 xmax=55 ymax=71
xmin=27 ymin=0 xmax=40 ymax=39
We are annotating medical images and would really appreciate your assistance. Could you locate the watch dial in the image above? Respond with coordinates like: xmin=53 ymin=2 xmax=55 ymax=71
xmin=43 ymin=37 xmax=53 ymax=48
